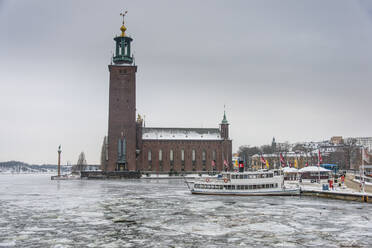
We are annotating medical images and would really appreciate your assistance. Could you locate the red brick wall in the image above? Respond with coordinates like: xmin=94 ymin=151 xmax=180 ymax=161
xmin=107 ymin=65 xmax=137 ymax=171
xmin=138 ymin=139 xmax=232 ymax=172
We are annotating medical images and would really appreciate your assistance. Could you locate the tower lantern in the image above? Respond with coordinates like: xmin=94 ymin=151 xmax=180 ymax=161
xmin=113 ymin=11 xmax=133 ymax=64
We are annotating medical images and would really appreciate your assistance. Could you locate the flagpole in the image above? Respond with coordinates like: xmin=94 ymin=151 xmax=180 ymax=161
xmin=361 ymin=148 xmax=365 ymax=193
xmin=318 ymin=149 xmax=321 ymax=184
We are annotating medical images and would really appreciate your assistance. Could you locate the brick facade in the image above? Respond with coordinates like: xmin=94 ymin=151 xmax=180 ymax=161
xmin=138 ymin=139 xmax=232 ymax=172
xmin=107 ymin=65 xmax=137 ymax=171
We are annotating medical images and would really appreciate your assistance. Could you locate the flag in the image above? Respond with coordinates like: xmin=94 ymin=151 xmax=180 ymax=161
xmin=260 ymin=155 xmax=266 ymax=164
xmin=234 ymin=159 xmax=239 ymax=168
xmin=280 ymin=153 xmax=286 ymax=167
xmin=362 ymin=148 xmax=370 ymax=164
xmin=239 ymin=161 xmax=244 ymax=168
xmin=318 ymin=149 xmax=322 ymax=166
xmin=265 ymin=160 xmax=269 ymax=169
xmin=224 ymin=159 xmax=228 ymax=168
xmin=294 ymin=159 xmax=298 ymax=168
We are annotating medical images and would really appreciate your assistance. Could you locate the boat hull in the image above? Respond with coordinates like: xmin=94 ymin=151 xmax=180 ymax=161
xmin=190 ymin=189 xmax=300 ymax=196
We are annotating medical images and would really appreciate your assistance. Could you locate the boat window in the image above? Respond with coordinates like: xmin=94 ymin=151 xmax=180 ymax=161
xmin=227 ymin=185 xmax=231 ymax=190
xmin=252 ymin=185 xmax=256 ymax=189
xmin=220 ymin=185 xmax=223 ymax=190
xmin=231 ymin=185 xmax=235 ymax=190
xmin=224 ymin=185 xmax=228 ymax=190
xmin=239 ymin=175 xmax=244 ymax=179
xmin=244 ymin=175 xmax=248 ymax=179
xmin=275 ymin=183 xmax=278 ymax=188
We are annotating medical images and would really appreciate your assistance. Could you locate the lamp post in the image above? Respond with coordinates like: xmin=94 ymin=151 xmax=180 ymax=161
xmin=58 ymin=145 xmax=61 ymax=177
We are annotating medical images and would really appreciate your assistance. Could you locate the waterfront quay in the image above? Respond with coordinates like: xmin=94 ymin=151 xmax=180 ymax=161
xmin=300 ymin=188 xmax=371 ymax=203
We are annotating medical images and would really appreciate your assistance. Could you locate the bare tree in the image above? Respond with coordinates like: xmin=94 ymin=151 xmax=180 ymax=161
xmin=72 ymin=152 xmax=87 ymax=173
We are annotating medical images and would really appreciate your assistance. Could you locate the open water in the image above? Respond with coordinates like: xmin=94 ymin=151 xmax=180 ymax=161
xmin=0 ymin=174 xmax=371 ymax=248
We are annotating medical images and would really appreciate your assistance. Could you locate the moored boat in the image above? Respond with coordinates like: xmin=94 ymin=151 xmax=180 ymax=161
xmin=186 ymin=170 xmax=300 ymax=196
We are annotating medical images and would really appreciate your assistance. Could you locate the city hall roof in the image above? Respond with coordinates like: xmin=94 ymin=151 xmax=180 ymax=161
xmin=142 ymin=127 xmax=222 ymax=140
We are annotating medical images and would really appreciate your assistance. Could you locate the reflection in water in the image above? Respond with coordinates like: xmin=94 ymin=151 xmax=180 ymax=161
xmin=0 ymin=174 xmax=371 ymax=247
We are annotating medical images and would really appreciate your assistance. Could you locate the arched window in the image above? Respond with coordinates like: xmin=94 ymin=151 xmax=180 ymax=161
xmin=159 ymin=150 xmax=163 ymax=161
xmin=148 ymin=150 xmax=152 ymax=161
xmin=192 ymin=149 xmax=196 ymax=161
xmin=170 ymin=150 xmax=174 ymax=161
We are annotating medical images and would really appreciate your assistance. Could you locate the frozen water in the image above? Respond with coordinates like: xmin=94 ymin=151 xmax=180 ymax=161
xmin=0 ymin=174 xmax=371 ymax=247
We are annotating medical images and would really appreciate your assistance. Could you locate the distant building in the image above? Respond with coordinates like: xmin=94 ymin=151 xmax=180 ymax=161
xmin=345 ymin=137 xmax=372 ymax=151
xmin=330 ymin=136 xmax=343 ymax=145
xmin=101 ymin=17 xmax=232 ymax=173
xmin=251 ymin=136 xmax=366 ymax=170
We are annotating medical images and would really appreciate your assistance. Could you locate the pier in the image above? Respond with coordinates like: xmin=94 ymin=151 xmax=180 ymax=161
xmin=80 ymin=171 xmax=141 ymax=179
xmin=300 ymin=188 xmax=371 ymax=203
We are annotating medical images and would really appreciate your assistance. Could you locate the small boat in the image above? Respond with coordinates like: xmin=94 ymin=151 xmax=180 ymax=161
xmin=185 ymin=170 xmax=300 ymax=196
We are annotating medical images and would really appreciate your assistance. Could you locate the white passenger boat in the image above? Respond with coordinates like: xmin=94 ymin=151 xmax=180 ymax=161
xmin=186 ymin=170 xmax=300 ymax=196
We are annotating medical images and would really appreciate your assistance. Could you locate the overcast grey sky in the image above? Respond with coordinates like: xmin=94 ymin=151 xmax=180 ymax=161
xmin=0 ymin=0 xmax=371 ymax=165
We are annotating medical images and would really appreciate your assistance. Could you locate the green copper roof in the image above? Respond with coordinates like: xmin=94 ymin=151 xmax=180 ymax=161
xmin=221 ymin=111 xmax=228 ymax=124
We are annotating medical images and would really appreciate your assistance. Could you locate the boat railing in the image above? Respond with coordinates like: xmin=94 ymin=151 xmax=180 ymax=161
xmin=195 ymin=177 xmax=227 ymax=183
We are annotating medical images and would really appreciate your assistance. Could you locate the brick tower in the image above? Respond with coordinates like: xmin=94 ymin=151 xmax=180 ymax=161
xmin=107 ymin=12 xmax=137 ymax=171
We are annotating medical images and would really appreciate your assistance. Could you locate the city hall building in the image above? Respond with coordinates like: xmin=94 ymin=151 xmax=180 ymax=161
xmin=101 ymin=18 xmax=232 ymax=173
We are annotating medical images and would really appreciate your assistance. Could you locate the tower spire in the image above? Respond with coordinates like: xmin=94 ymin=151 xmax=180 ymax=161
xmin=119 ymin=11 xmax=128 ymax=37
xmin=221 ymin=106 xmax=228 ymax=124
